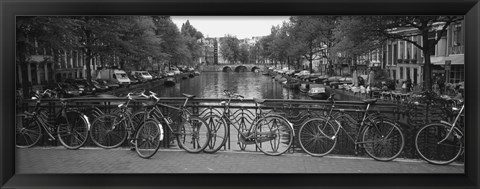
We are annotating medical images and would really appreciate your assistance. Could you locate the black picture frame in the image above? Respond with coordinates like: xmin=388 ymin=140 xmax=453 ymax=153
xmin=1 ymin=0 xmax=479 ymax=188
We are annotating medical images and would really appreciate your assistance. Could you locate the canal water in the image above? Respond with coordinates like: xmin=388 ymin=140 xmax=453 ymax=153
xmin=148 ymin=72 xmax=311 ymax=100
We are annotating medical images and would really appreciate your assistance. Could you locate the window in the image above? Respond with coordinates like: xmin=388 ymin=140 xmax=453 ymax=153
xmin=399 ymin=41 xmax=405 ymax=59
xmin=400 ymin=67 xmax=404 ymax=79
xmin=406 ymin=41 xmax=412 ymax=59
xmin=406 ymin=67 xmax=411 ymax=80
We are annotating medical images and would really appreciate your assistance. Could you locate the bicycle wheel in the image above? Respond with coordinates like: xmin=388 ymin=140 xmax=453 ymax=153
xmin=57 ymin=111 xmax=89 ymax=150
xmin=203 ymin=115 xmax=228 ymax=153
xmin=254 ymin=115 xmax=294 ymax=156
xmin=362 ymin=120 xmax=405 ymax=161
xmin=415 ymin=123 xmax=463 ymax=165
xmin=90 ymin=113 xmax=128 ymax=149
xmin=131 ymin=110 xmax=146 ymax=131
xmin=16 ymin=114 xmax=42 ymax=148
xmin=176 ymin=115 xmax=211 ymax=153
xmin=298 ymin=118 xmax=337 ymax=157
xmin=135 ymin=119 xmax=163 ymax=159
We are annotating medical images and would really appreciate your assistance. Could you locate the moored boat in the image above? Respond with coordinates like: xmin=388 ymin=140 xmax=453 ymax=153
xmin=299 ymin=83 xmax=310 ymax=93
xmin=164 ymin=76 xmax=176 ymax=87
xmin=282 ymin=80 xmax=300 ymax=89
xmin=308 ymin=84 xmax=328 ymax=100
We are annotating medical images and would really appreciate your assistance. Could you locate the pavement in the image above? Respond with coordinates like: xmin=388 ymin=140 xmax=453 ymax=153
xmin=16 ymin=147 xmax=463 ymax=174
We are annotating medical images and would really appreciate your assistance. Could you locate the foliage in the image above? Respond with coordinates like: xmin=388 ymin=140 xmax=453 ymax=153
xmin=181 ymin=20 xmax=204 ymax=65
xmin=219 ymin=35 xmax=240 ymax=64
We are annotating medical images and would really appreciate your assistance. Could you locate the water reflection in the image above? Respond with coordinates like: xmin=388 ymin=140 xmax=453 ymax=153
xmin=148 ymin=72 xmax=310 ymax=100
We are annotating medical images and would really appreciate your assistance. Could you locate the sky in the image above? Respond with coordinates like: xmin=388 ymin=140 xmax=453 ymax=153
xmin=171 ymin=16 xmax=290 ymax=39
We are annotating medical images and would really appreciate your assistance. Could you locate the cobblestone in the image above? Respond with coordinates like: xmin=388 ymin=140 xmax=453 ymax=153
xmin=16 ymin=147 xmax=463 ymax=174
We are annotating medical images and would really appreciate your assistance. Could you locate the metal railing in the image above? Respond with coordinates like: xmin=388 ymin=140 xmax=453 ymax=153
xmin=17 ymin=96 xmax=460 ymax=159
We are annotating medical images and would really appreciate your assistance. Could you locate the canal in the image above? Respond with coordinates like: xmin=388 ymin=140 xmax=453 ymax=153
xmin=148 ymin=72 xmax=311 ymax=100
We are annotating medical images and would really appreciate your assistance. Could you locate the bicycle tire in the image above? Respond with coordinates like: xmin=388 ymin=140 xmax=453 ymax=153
xmin=57 ymin=111 xmax=89 ymax=150
xmin=135 ymin=119 xmax=163 ymax=159
xmin=415 ymin=123 xmax=463 ymax=165
xmin=16 ymin=114 xmax=42 ymax=148
xmin=176 ymin=115 xmax=211 ymax=153
xmin=298 ymin=117 xmax=337 ymax=157
xmin=90 ymin=113 xmax=128 ymax=149
xmin=254 ymin=115 xmax=294 ymax=156
xmin=203 ymin=114 xmax=228 ymax=153
xmin=131 ymin=110 xmax=147 ymax=131
xmin=362 ymin=120 xmax=405 ymax=161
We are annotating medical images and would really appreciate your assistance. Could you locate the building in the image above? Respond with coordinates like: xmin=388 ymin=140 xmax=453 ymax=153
xmin=384 ymin=19 xmax=465 ymax=86
xmin=16 ymin=40 xmax=119 ymax=87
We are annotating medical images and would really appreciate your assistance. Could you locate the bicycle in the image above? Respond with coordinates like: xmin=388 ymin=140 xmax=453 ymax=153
xmin=298 ymin=94 xmax=405 ymax=161
xmin=90 ymin=92 xmax=163 ymax=159
xmin=203 ymin=90 xmax=295 ymax=156
xmin=16 ymin=89 xmax=90 ymax=149
xmin=130 ymin=91 xmax=211 ymax=153
xmin=415 ymin=98 xmax=465 ymax=165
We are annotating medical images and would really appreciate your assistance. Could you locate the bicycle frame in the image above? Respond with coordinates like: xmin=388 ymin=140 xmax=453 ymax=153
xmin=142 ymin=95 xmax=192 ymax=135
xmin=221 ymin=96 xmax=260 ymax=141
xmin=323 ymin=98 xmax=389 ymax=145
xmin=438 ymin=104 xmax=465 ymax=144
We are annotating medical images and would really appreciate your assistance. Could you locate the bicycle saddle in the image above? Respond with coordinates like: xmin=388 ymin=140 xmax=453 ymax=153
xmin=253 ymin=98 xmax=266 ymax=104
xmin=362 ymin=99 xmax=377 ymax=104
xmin=182 ymin=93 xmax=196 ymax=99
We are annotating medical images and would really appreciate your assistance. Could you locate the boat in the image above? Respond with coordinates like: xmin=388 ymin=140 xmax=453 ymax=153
xmin=278 ymin=77 xmax=287 ymax=83
xmin=164 ymin=76 xmax=176 ymax=87
xmin=282 ymin=80 xmax=300 ymax=89
xmin=308 ymin=84 xmax=328 ymax=100
xmin=299 ymin=83 xmax=310 ymax=93
xmin=274 ymin=75 xmax=282 ymax=81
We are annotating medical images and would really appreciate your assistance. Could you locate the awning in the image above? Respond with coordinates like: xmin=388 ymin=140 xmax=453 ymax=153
xmin=431 ymin=55 xmax=464 ymax=65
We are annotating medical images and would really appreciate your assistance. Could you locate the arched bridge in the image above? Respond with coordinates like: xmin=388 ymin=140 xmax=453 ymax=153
xmin=199 ymin=64 xmax=269 ymax=72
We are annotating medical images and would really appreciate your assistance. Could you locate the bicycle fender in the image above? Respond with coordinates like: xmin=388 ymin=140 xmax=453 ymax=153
xmin=68 ymin=110 xmax=91 ymax=130
xmin=146 ymin=118 xmax=164 ymax=141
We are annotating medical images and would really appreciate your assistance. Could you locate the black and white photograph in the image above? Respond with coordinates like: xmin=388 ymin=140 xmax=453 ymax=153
xmin=13 ymin=15 xmax=468 ymax=175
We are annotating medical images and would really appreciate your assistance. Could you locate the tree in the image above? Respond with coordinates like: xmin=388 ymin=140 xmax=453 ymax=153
xmin=238 ymin=43 xmax=250 ymax=64
xmin=181 ymin=20 xmax=204 ymax=67
xmin=365 ymin=16 xmax=463 ymax=91
xmin=16 ymin=16 xmax=77 ymax=96
xmin=219 ymin=35 xmax=240 ymax=64
xmin=332 ymin=16 xmax=385 ymax=72
xmin=289 ymin=16 xmax=338 ymax=73
xmin=152 ymin=16 xmax=189 ymax=69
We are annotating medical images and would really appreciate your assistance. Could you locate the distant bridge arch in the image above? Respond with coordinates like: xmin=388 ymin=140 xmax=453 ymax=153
xmin=200 ymin=64 xmax=274 ymax=72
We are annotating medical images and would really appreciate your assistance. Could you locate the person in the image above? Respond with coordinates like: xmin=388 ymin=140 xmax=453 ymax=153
xmin=406 ymin=77 xmax=412 ymax=93
xmin=401 ymin=81 xmax=407 ymax=93
xmin=453 ymin=86 xmax=463 ymax=100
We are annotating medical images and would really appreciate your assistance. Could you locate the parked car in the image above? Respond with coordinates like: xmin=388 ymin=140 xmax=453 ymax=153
xmin=90 ymin=80 xmax=109 ymax=92
xmin=323 ymin=76 xmax=342 ymax=86
xmin=310 ymin=75 xmax=329 ymax=84
xmin=46 ymin=82 xmax=82 ymax=98
xmin=96 ymin=79 xmax=119 ymax=89
xmin=127 ymin=74 xmax=139 ymax=85
xmin=65 ymin=79 xmax=96 ymax=95
xmin=295 ymin=70 xmax=311 ymax=78
xmin=285 ymin=70 xmax=296 ymax=76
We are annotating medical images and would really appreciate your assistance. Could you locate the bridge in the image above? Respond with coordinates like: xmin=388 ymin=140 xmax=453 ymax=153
xmin=199 ymin=64 xmax=272 ymax=72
